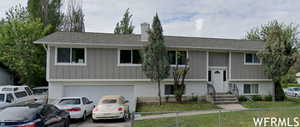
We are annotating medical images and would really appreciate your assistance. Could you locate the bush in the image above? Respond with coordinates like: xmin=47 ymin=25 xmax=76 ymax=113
xmin=252 ymin=95 xmax=263 ymax=101
xmin=264 ymin=95 xmax=273 ymax=101
xmin=238 ymin=96 xmax=248 ymax=102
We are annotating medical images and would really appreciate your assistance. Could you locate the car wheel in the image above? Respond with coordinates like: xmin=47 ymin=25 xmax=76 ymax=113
xmin=64 ymin=117 xmax=70 ymax=127
xmin=92 ymin=118 xmax=97 ymax=123
xmin=82 ymin=111 xmax=87 ymax=121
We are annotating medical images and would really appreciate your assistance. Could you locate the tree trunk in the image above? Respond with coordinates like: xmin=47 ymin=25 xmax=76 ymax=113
xmin=158 ymin=78 xmax=162 ymax=105
xmin=274 ymin=79 xmax=285 ymax=101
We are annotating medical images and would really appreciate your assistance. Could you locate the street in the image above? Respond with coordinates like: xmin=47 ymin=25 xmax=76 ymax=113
xmin=70 ymin=116 xmax=132 ymax=127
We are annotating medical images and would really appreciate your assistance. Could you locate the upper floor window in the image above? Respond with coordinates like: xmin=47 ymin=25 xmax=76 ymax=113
xmin=119 ymin=49 xmax=142 ymax=65
xmin=168 ymin=51 xmax=187 ymax=65
xmin=244 ymin=53 xmax=261 ymax=64
xmin=56 ymin=48 xmax=86 ymax=65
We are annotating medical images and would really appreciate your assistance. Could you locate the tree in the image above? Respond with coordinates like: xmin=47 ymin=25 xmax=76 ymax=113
xmin=61 ymin=0 xmax=85 ymax=32
xmin=172 ymin=59 xmax=190 ymax=103
xmin=142 ymin=14 xmax=170 ymax=105
xmin=27 ymin=0 xmax=63 ymax=32
xmin=114 ymin=8 xmax=134 ymax=34
xmin=246 ymin=20 xmax=298 ymax=101
xmin=0 ymin=5 xmax=51 ymax=87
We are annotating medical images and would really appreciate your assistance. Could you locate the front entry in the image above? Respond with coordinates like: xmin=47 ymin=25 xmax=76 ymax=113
xmin=209 ymin=67 xmax=227 ymax=92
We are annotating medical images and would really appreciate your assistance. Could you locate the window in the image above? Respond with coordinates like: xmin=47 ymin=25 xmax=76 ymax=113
xmin=168 ymin=51 xmax=188 ymax=65
xmin=245 ymin=53 xmax=260 ymax=64
xmin=6 ymin=93 xmax=14 ymax=103
xmin=119 ymin=49 xmax=142 ymax=64
xmin=223 ymin=70 xmax=226 ymax=81
xmin=164 ymin=85 xmax=185 ymax=95
xmin=208 ymin=71 xmax=212 ymax=82
xmin=244 ymin=84 xmax=258 ymax=94
xmin=25 ymin=87 xmax=32 ymax=96
xmin=15 ymin=91 xmax=28 ymax=98
xmin=58 ymin=99 xmax=81 ymax=105
xmin=56 ymin=48 xmax=85 ymax=64
xmin=0 ymin=94 xmax=4 ymax=102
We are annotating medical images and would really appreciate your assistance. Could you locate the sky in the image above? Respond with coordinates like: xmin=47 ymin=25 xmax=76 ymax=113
xmin=0 ymin=0 xmax=299 ymax=39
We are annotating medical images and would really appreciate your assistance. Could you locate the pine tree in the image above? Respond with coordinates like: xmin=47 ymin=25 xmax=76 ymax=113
xmin=142 ymin=13 xmax=170 ymax=105
xmin=114 ymin=8 xmax=134 ymax=34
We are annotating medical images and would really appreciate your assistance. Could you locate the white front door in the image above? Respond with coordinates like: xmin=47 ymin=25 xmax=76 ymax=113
xmin=210 ymin=67 xmax=226 ymax=92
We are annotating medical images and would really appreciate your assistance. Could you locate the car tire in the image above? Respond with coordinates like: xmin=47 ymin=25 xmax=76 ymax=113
xmin=82 ymin=111 xmax=87 ymax=121
xmin=64 ymin=117 xmax=70 ymax=127
xmin=92 ymin=118 xmax=97 ymax=123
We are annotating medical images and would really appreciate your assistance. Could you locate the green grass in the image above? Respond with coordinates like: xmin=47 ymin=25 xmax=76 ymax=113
xmin=241 ymin=101 xmax=299 ymax=108
xmin=134 ymin=106 xmax=300 ymax=127
xmin=136 ymin=101 xmax=220 ymax=113
xmin=282 ymin=83 xmax=300 ymax=88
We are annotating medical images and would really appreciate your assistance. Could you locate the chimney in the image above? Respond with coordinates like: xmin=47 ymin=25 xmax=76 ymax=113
xmin=141 ymin=22 xmax=150 ymax=41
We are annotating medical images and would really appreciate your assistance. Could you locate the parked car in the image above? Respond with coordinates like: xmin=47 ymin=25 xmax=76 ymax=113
xmin=0 ymin=85 xmax=35 ymax=109
xmin=0 ymin=103 xmax=70 ymax=127
xmin=92 ymin=96 xmax=130 ymax=122
xmin=286 ymin=87 xmax=300 ymax=97
xmin=55 ymin=97 xmax=94 ymax=120
xmin=33 ymin=87 xmax=48 ymax=104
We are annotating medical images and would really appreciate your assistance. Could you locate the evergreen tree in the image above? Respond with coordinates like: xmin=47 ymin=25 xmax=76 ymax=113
xmin=246 ymin=20 xmax=298 ymax=101
xmin=142 ymin=14 xmax=170 ymax=105
xmin=114 ymin=8 xmax=134 ymax=34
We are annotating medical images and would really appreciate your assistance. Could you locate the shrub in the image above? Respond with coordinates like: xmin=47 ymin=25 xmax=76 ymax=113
xmin=264 ymin=95 xmax=273 ymax=101
xmin=252 ymin=95 xmax=263 ymax=101
xmin=238 ymin=96 xmax=248 ymax=102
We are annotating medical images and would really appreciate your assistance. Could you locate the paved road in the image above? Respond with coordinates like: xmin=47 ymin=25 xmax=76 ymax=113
xmin=70 ymin=116 xmax=131 ymax=127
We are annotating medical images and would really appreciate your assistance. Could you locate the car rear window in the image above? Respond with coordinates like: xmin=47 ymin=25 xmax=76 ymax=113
xmin=101 ymin=99 xmax=117 ymax=104
xmin=0 ymin=107 xmax=38 ymax=121
xmin=0 ymin=94 xmax=4 ymax=102
xmin=33 ymin=89 xmax=48 ymax=95
xmin=58 ymin=99 xmax=80 ymax=105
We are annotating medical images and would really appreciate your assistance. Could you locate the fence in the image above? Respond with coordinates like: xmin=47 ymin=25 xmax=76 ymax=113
xmin=131 ymin=106 xmax=300 ymax=127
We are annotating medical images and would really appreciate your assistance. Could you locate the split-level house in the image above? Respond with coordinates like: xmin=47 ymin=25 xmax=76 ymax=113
xmin=34 ymin=23 xmax=274 ymax=109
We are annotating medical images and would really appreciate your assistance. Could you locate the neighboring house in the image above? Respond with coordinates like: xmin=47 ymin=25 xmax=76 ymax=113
xmin=34 ymin=23 xmax=274 ymax=109
xmin=296 ymin=72 xmax=300 ymax=84
xmin=0 ymin=63 xmax=13 ymax=85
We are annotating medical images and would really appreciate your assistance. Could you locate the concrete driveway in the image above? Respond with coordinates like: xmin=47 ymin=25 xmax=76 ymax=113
xmin=70 ymin=116 xmax=131 ymax=127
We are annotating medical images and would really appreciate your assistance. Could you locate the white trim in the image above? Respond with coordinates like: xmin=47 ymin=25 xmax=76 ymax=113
xmin=206 ymin=51 xmax=209 ymax=81
xmin=54 ymin=47 xmax=87 ymax=66
xmin=229 ymin=79 xmax=272 ymax=82
xmin=244 ymin=53 xmax=262 ymax=65
xmin=208 ymin=66 xmax=227 ymax=70
xmin=117 ymin=48 xmax=142 ymax=66
xmin=168 ymin=49 xmax=189 ymax=66
xmin=229 ymin=51 xmax=231 ymax=80
xmin=46 ymin=45 xmax=50 ymax=81
xmin=47 ymin=78 xmax=208 ymax=82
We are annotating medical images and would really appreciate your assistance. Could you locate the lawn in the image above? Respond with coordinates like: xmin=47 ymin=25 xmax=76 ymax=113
xmin=134 ymin=106 xmax=300 ymax=127
xmin=136 ymin=101 xmax=220 ymax=113
xmin=282 ymin=83 xmax=300 ymax=88
xmin=241 ymin=101 xmax=299 ymax=108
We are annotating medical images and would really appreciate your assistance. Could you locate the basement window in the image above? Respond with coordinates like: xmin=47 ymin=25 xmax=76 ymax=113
xmin=56 ymin=48 xmax=86 ymax=65
xmin=119 ymin=49 xmax=142 ymax=65
xmin=244 ymin=53 xmax=261 ymax=64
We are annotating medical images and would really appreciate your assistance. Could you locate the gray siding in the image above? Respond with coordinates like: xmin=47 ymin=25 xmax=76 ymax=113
xmin=209 ymin=52 xmax=228 ymax=66
xmin=0 ymin=67 xmax=12 ymax=85
xmin=49 ymin=47 xmax=207 ymax=79
xmin=230 ymin=52 xmax=268 ymax=79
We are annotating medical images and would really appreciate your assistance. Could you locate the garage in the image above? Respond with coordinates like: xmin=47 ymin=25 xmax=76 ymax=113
xmin=63 ymin=85 xmax=135 ymax=111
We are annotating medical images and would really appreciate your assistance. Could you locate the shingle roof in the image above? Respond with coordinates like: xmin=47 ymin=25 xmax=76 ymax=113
xmin=34 ymin=32 xmax=264 ymax=51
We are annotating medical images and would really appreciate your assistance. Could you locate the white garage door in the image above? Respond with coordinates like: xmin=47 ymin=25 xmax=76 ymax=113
xmin=63 ymin=85 xmax=135 ymax=111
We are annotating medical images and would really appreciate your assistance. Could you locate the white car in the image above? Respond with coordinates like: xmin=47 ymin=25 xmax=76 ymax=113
xmin=0 ymin=85 xmax=36 ymax=109
xmin=286 ymin=87 xmax=300 ymax=97
xmin=32 ymin=87 xmax=48 ymax=104
xmin=55 ymin=97 xmax=95 ymax=120
xmin=92 ymin=96 xmax=130 ymax=122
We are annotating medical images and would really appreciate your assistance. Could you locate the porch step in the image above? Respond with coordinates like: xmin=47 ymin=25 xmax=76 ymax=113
xmin=214 ymin=98 xmax=238 ymax=101
xmin=212 ymin=93 xmax=239 ymax=104
xmin=213 ymin=100 xmax=239 ymax=104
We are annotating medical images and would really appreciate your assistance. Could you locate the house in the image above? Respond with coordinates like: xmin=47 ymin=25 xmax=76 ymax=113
xmin=0 ymin=63 xmax=13 ymax=85
xmin=296 ymin=72 xmax=300 ymax=84
xmin=34 ymin=23 xmax=274 ymax=109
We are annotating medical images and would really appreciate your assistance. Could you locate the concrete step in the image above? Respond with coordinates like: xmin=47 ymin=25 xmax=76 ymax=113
xmin=213 ymin=100 xmax=239 ymax=104
xmin=214 ymin=95 xmax=236 ymax=98
xmin=214 ymin=98 xmax=238 ymax=101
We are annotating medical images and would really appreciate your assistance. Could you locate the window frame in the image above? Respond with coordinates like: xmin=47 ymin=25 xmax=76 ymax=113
xmin=244 ymin=53 xmax=262 ymax=65
xmin=168 ymin=50 xmax=189 ymax=67
xmin=117 ymin=48 xmax=142 ymax=66
xmin=243 ymin=84 xmax=259 ymax=95
xmin=55 ymin=47 xmax=87 ymax=66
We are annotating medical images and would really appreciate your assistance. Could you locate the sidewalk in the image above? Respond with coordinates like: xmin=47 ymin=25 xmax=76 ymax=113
xmin=135 ymin=104 xmax=247 ymax=120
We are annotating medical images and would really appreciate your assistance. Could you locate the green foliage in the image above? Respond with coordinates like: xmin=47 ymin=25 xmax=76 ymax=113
xmin=238 ymin=96 xmax=248 ymax=102
xmin=246 ymin=20 xmax=299 ymax=101
xmin=27 ymin=0 xmax=63 ymax=32
xmin=0 ymin=5 xmax=51 ymax=87
xmin=251 ymin=95 xmax=263 ymax=101
xmin=114 ymin=8 xmax=134 ymax=34
xmin=281 ymin=68 xmax=296 ymax=87
xmin=264 ymin=95 xmax=273 ymax=101
xmin=142 ymin=14 xmax=170 ymax=105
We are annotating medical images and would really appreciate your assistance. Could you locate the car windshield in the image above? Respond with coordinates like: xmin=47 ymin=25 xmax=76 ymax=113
xmin=101 ymin=99 xmax=117 ymax=104
xmin=294 ymin=88 xmax=300 ymax=91
xmin=33 ymin=89 xmax=48 ymax=95
xmin=58 ymin=99 xmax=80 ymax=105
xmin=0 ymin=94 xmax=4 ymax=102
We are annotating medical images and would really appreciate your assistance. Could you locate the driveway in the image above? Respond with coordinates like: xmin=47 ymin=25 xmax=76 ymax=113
xmin=70 ymin=116 xmax=131 ymax=127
